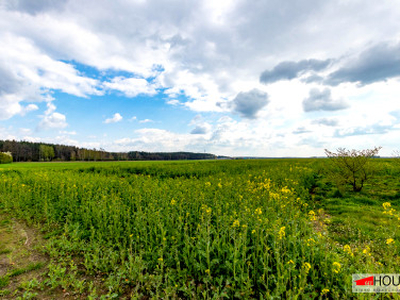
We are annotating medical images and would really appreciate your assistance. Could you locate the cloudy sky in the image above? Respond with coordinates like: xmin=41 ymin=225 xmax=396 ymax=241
xmin=1 ymin=0 xmax=400 ymax=157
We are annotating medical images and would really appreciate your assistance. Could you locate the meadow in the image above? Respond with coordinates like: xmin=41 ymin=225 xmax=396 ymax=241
xmin=0 ymin=158 xmax=399 ymax=299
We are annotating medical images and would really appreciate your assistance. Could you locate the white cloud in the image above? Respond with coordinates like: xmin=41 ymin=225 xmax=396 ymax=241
xmin=104 ymin=113 xmax=123 ymax=124
xmin=37 ymin=101 xmax=68 ymax=130
xmin=189 ymin=114 xmax=212 ymax=135
xmin=21 ymin=104 xmax=39 ymax=114
xmin=139 ymin=119 xmax=153 ymax=124
xmin=0 ymin=31 xmax=102 ymax=120
xmin=2 ymin=1 xmax=400 ymax=156
xmin=39 ymin=112 xmax=67 ymax=130
xmin=103 ymin=77 xmax=157 ymax=97
xmin=303 ymin=88 xmax=349 ymax=112
xmin=166 ymin=99 xmax=180 ymax=106
xmin=59 ymin=130 xmax=77 ymax=135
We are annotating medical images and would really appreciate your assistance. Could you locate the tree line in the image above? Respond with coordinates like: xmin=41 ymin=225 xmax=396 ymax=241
xmin=0 ymin=140 xmax=216 ymax=162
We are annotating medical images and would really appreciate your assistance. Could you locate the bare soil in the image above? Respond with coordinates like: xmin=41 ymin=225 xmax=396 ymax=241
xmin=0 ymin=214 xmax=68 ymax=299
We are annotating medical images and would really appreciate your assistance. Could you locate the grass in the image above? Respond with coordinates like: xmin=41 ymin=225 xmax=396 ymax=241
xmin=0 ymin=158 xmax=399 ymax=298
xmin=0 ymin=213 xmax=58 ymax=299
xmin=313 ymin=159 xmax=400 ymax=246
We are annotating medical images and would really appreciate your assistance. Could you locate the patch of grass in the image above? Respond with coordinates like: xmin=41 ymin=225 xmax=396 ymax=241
xmin=0 ymin=248 xmax=11 ymax=255
xmin=0 ymin=219 xmax=10 ymax=226
xmin=0 ymin=214 xmax=57 ymax=299
xmin=0 ymin=289 xmax=11 ymax=297
xmin=9 ymin=262 xmax=45 ymax=277
xmin=0 ymin=275 xmax=9 ymax=289
xmin=313 ymin=159 xmax=400 ymax=261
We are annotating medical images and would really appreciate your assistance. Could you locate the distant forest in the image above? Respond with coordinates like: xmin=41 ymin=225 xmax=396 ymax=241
xmin=0 ymin=140 xmax=217 ymax=162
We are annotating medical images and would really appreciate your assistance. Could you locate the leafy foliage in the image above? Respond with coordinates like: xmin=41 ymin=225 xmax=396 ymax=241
xmin=324 ymin=147 xmax=381 ymax=192
xmin=1 ymin=158 xmax=398 ymax=298
xmin=0 ymin=139 xmax=217 ymax=162
xmin=0 ymin=152 xmax=12 ymax=164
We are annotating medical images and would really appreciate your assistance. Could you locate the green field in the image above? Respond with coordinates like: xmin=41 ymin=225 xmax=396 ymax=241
xmin=0 ymin=159 xmax=400 ymax=298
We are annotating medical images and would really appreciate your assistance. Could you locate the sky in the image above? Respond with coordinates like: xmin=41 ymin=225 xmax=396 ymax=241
xmin=1 ymin=0 xmax=400 ymax=157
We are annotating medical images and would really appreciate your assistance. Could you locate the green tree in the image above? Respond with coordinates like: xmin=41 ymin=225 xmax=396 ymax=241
xmin=39 ymin=145 xmax=55 ymax=161
xmin=325 ymin=147 xmax=381 ymax=192
xmin=0 ymin=152 xmax=13 ymax=164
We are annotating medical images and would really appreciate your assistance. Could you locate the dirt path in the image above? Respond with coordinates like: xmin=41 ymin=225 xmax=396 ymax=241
xmin=0 ymin=214 xmax=66 ymax=299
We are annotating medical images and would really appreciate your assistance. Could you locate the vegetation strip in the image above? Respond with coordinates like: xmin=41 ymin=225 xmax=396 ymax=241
xmin=0 ymin=158 xmax=399 ymax=298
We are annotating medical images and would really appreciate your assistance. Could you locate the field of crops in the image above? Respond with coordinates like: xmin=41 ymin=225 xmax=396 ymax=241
xmin=1 ymin=159 xmax=400 ymax=298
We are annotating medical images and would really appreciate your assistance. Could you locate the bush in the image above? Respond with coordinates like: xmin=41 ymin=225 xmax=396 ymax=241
xmin=325 ymin=147 xmax=381 ymax=192
xmin=0 ymin=152 xmax=13 ymax=164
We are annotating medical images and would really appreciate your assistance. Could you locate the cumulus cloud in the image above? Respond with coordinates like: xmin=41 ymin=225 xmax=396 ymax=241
xmin=21 ymin=104 xmax=39 ymax=115
xmin=326 ymin=42 xmax=400 ymax=86
xmin=303 ymin=88 xmax=349 ymax=112
xmin=0 ymin=100 xmax=25 ymax=120
xmin=312 ymin=118 xmax=339 ymax=126
xmin=0 ymin=32 xmax=102 ymax=120
xmin=166 ymin=99 xmax=180 ymax=106
xmin=2 ymin=0 xmax=400 ymax=156
xmin=104 ymin=113 xmax=123 ymax=124
xmin=4 ymin=0 xmax=67 ymax=14
xmin=334 ymin=124 xmax=394 ymax=137
xmin=37 ymin=102 xmax=68 ymax=130
xmin=39 ymin=112 xmax=67 ymax=130
xmin=113 ymin=129 xmax=202 ymax=153
xmin=189 ymin=114 xmax=211 ymax=134
xmin=59 ymin=130 xmax=77 ymax=135
xmin=293 ymin=126 xmax=312 ymax=134
xmin=103 ymin=77 xmax=157 ymax=98
xmin=228 ymin=89 xmax=269 ymax=119
xmin=190 ymin=126 xmax=206 ymax=134
xmin=260 ymin=42 xmax=400 ymax=87
xmin=260 ymin=59 xmax=331 ymax=84
xmin=139 ymin=119 xmax=153 ymax=124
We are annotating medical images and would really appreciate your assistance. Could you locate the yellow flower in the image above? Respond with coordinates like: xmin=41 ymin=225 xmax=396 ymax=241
xmin=287 ymin=260 xmax=295 ymax=265
xmin=278 ymin=226 xmax=286 ymax=240
xmin=306 ymin=238 xmax=315 ymax=246
xmin=332 ymin=262 xmax=341 ymax=273
xmin=205 ymin=269 xmax=210 ymax=274
xmin=308 ymin=210 xmax=317 ymax=221
xmin=321 ymin=288 xmax=329 ymax=295
xmin=201 ymin=204 xmax=212 ymax=214
xmin=386 ymin=238 xmax=395 ymax=245
xmin=158 ymin=257 xmax=163 ymax=262
xmin=170 ymin=199 xmax=176 ymax=205
xmin=343 ymin=244 xmax=353 ymax=257
xmin=303 ymin=262 xmax=311 ymax=273
xmin=251 ymin=230 xmax=256 ymax=234
xmin=383 ymin=202 xmax=391 ymax=210
xmin=255 ymin=207 xmax=262 ymax=215
xmin=362 ymin=246 xmax=370 ymax=255
xmin=232 ymin=219 xmax=240 ymax=228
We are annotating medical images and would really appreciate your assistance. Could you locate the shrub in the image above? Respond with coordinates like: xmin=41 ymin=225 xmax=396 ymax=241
xmin=0 ymin=152 xmax=13 ymax=164
xmin=324 ymin=147 xmax=381 ymax=192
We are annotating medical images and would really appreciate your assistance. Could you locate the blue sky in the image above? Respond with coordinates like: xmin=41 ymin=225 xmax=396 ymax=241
xmin=1 ymin=0 xmax=400 ymax=156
